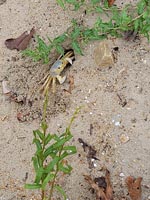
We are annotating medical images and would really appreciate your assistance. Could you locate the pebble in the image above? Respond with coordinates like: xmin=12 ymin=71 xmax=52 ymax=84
xmin=119 ymin=172 xmax=125 ymax=177
xmin=112 ymin=114 xmax=122 ymax=126
xmin=120 ymin=134 xmax=130 ymax=144
xmin=93 ymin=163 xmax=97 ymax=167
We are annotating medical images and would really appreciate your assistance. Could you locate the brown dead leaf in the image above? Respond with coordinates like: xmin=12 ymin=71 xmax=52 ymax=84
xmin=84 ymin=175 xmax=107 ymax=200
xmin=108 ymin=0 xmax=115 ymax=6
xmin=126 ymin=176 xmax=142 ymax=200
xmin=84 ymin=169 xmax=113 ymax=200
xmin=5 ymin=27 xmax=35 ymax=50
xmin=105 ymin=169 xmax=113 ymax=200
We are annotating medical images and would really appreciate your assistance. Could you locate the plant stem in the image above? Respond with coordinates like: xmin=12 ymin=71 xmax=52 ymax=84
xmin=42 ymin=89 xmax=49 ymax=125
xmin=129 ymin=12 xmax=144 ymax=23
xmin=41 ymin=89 xmax=49 ymax=200
xmin=42 ymin=190 xmax=45 ymax=200
xmin=48 ymin=168 xmax=59 ymax=200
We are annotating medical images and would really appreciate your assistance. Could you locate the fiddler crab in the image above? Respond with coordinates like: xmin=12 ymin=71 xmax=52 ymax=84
xmin=40 ymin=49 xmax=75 ymax=95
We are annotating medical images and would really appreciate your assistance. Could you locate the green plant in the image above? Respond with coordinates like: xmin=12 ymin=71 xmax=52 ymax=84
xmin=23 ymin=0 xmax=150 ymax=63
xmin=25 ymin=91 xmax=80 ymax=200
xmin=56 ymin=0 xmax=85 ymax=10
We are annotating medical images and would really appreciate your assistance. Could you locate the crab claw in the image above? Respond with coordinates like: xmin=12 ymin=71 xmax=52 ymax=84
xmin=56 ymin=75 xmax=66 ymax=84
xmin=65 ymin=57 xmax=73 ymax=65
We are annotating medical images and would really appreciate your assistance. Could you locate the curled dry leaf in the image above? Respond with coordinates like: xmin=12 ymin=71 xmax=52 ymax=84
xmin=5 ymin=27 xmax=35 ymax=51
xmin=84 ymin=169 xmax=113 ymax=200
xmin=84 ymin=175 xmax=107 ymax=200
xmin=125 ymin=176 xmax=142 ymax=200
xmin=63 ymin=75 xmax=74 ymax=94
xmin=2 ymin=80 xmax=12 ymax=94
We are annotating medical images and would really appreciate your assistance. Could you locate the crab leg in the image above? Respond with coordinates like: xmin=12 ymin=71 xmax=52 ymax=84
xmin=40 ymin=75 xmax=51 ymax=91
xmin=43 ymin=76 xmax=52 ymax=96
xmin=52 ymin=77 xmax=56 ymax=93
xmin=56 ymin=75 xmax=66 ymax=84
xmin=38 ymin=72 xmax=49 ymax=85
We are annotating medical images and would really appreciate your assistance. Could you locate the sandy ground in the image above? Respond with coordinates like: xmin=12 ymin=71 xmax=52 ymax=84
xmin=0 ymin=0 xmax=150 ymax=199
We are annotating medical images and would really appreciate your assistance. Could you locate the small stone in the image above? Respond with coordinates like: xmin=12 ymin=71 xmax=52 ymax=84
xmin=93 ymin=163 xmax=97 ymax=167
xmin=120 ymin=134 xmax=130 ymax=144
xmin=119 ymin=172 xmax=125 ymax=177
xmin=115 ymin=121 xmax=120 ymax=126
xmin=112 ymin=114 xmax=122 ymax=126
xmin=94 ymin=41 xmax=114 ymax=67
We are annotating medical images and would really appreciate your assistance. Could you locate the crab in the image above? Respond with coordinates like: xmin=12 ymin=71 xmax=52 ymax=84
xmin=40 ymin=50 xmax=75 ymax=95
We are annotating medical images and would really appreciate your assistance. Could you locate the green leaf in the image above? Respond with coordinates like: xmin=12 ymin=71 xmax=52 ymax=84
xmin=42 ymin=173 xmax=55 ymax=189
xmin=63 ymin=145 xmax=77 ymax=154
xmin=56 ymin=0 xmax=65 ymax=8
xmin=59 ymin=151 xmax=69 ymax=160
xmin=134 ymin=19 xmax=140 ymax=31
xmin=95 ymin=6 xmax=103 ymax=13
xmin=45 ymin=156 xmax=60 ymax=173
xmin=34 ymin=167 xmax=45 ymax=184
xmin=44 ymin=134 xmax=72 ymax=158
xmin=72 ymin=41 xmax=83 ymax=55
xmin=33 ymin=130 xmax=44 ymax=141
xmin=52 ymin=135 xmax=73 ymax=149
xmin=53 ymin=134 xmax=61 ymax=141
xmin=32 ymin=156 xmax=39 ymax=172
xmin=91 ymin=0 xmax=100 ymax=4
xmin=44 ymin=134 xmax=53 ymax=145
xmin=58 ymin=162 xmax=72 ymax=174
xmin=33 ymin=138 xmax=42 ymax=151
xmin=53 ymin=34 xmax=67 ymax=44
xmin=70 ymin=27 xmax=81 ymax=40
xmin=55 ymin=45 xmax=65 ymax=55
xmin=54 ymin=185 xmax=67 ymax=200
xmin=25 ymin=183 xmax=41 ymax=189
xmin=37 ymin=36 xmax=49 ymax=52
xmin=143 ymin=10 xmax=149 ymax=19
xmin=137 ymin=0 xmax=146 ymax=14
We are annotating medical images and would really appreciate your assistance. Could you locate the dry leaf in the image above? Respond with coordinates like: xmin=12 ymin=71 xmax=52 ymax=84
xmin=105 ymin=169 xmax=113 ymax=200
xmin=5 ymin=27 xmax=35 ymax=50
xmin=84 ymin=175 xmax=107 ymax=200
xmin=108 ymin=0 xmax=115 ymax=6
xmin=2 ymin=80 xmax=12 ymax=94
xmin=126 ymin=176 xmax=142 ymax=200
xmin=84 ymin=169 xmax=113 ymax=200
xmin=64 ymin=75 xmax=74 ymax=94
